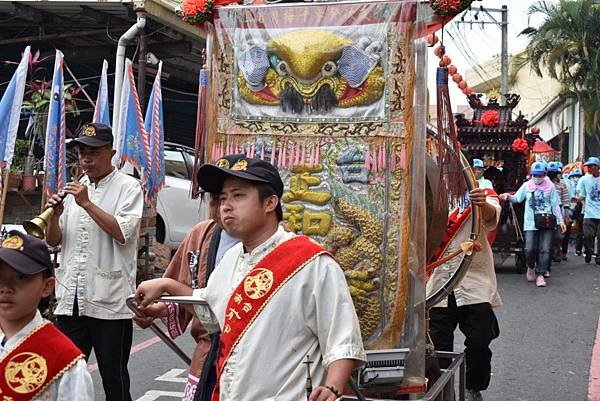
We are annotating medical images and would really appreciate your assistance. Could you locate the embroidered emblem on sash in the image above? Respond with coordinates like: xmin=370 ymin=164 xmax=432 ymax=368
xmin=5 ymin=352 xmax=47 ymax=394
xmin=243 ymin=268 xmax=273 ymax=299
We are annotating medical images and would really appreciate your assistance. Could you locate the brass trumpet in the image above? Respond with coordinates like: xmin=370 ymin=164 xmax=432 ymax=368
xmin=23 ymin=174 xmax=83 ymax=239
xmin=23 ymin=193 xmax=67 ymax=239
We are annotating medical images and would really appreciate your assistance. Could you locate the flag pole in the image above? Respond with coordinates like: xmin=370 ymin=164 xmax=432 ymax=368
xmin=64 ymin=62 xmax=96 ymax=108
xmin=0 ymin=170 xmax=10 ymax=229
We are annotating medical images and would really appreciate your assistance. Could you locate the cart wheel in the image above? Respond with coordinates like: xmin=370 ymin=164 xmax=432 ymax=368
xmin=515 ymin=252 xmax=526 ymax=274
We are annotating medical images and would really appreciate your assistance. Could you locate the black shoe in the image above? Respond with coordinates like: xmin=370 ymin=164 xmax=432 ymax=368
xmin=585 ymin=254 xmax=592 ymax=263
xmin=552 ymin=256 xmax=562 ymax=263
xmin=596 ymin=259 xmax=600 ymax=266
xmin=576 ymin=250 xmax=582 ymax=256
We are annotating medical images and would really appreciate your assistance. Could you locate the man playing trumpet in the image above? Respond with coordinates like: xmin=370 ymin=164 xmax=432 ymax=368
xmin=45 ymin=123 xmax=144 ymax=401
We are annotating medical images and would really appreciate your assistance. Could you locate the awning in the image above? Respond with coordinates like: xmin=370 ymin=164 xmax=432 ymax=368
xmin=528 ymin=96 xmax=574 ymax=142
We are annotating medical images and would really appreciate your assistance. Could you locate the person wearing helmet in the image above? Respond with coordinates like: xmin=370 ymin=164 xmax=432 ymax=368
xmin=557 ymin=162 xmax=569 ymax=189
xmin=472 ymin=158 xmax=494 ymax=189
xmin=500 ymin=162 xmax=566 ymax=287
xmin=547 ymin=162 xmax=570 ymax=264
xmin=576 ymin=157 xmax=600 ymax=264
xmin=566 ymin=168 xmax=584 ymax=256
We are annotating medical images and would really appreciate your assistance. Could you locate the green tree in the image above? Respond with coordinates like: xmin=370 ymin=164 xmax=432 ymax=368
xmin=517 ymin=0 xmax=600 ymax=135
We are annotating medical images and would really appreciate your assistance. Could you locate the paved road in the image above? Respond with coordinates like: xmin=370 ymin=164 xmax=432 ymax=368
xmin=88 ymin=252 xmax=600 ymax=401
xmin=483 ymin=253 xmax=600 ymax=401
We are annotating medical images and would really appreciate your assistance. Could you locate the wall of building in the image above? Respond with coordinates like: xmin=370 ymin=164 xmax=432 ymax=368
xmin=464 ymin=53 xmax=562 ymax=120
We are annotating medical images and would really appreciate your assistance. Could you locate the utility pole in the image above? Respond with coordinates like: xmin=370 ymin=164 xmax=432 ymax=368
xmin=501 ymin=5 xmax=508 ymax=104
xmin=456 ymin=5 xmax=509 ymax=105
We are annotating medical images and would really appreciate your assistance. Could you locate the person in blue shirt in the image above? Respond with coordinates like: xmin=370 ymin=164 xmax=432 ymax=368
xmin=565 ymin=168 xmax=584 ymax=256
xmin=472 ymin=158 xmax=494 ymax=189
xmin=548 ymin=162 xmax=570 ymax=263
xmin=576 ymin=157 xmax=600 ymax=264
xmin=500 ymin=162 xmax=566 ymax=287
xmin=557 ymin=162 xmax=570 ymax=191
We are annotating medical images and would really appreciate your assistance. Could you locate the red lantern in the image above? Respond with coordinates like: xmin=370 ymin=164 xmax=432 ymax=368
xmin=452 ymin=74 xmax=462 ymax=83
xmin=427 ymin=34 xmax=439 ymax=46
xmin=442 ymin=55 xmax=451 ymax=66
xmin=464 ymin=86 xmax=473 ymax=95
xmin=448 ymin=65 xmax=458 ymax=75
xmin=434 ymin=46 xmax=443 ymax=58
xmin=458 ymin=81 xmax=467 ymax=89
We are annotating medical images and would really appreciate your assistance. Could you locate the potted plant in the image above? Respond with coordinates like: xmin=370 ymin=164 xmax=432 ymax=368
xmin=7 ymin=139 xmax=27 ymax=191
xmin=20 ymin=50 xmax=83 ymax=192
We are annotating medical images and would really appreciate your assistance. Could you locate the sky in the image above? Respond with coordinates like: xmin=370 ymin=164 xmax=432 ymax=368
xmin=426 ymin=0 xmax=556 ymax=106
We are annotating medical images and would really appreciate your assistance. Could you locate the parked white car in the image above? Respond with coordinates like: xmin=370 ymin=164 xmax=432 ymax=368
xmin=156 ymin=142 xmax=208 ymax=250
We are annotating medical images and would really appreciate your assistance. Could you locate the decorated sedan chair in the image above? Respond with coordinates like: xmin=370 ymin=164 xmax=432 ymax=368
xmin=132 ymin=0 xmax=481 ymax=399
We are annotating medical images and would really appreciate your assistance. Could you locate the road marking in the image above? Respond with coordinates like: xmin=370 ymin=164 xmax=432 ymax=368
xmin=131 ymin=335 xmax=163 ymax=354
xmin=590 ymin=317 xmax=600 ymax=401
xmin=156 ymin=368 xmax=188 ymax=383
xmin=135 ymin=390 xmax=184 ymax=401
xmin=88 ymin=335 xmax=163 ymax=372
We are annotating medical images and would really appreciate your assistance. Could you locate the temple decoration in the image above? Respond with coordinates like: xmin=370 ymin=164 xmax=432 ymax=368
xmin=480 ymin=110 xmax=499 ymax=127
xmin=177 ymin=0 xmax=239 ymax=24
xmin=430 ymin=40 xmax=473 ymax=96
xmin=455 ymin=93 xmax=529 ymax=192
xmin=431 ymin=0 xmax=474 ymax=17
xmin=237 ymin=30 xmax=385 ymax=115
xmin=205 ymin=2 xmax=425 ymax=355
xmin=511 ymin=137 xmax=529 ymax=156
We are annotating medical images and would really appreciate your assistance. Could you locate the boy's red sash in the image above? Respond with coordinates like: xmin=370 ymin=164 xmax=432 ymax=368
xmin=0 ymin=322 xmax=84 ymax=401
xmin=211 ymin=235 xmax=330 ymax=401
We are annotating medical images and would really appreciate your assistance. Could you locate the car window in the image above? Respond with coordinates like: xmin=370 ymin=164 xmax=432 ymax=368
xmin=183 ymin=148 xmax=196 ymax=176
xmin=165 ymin=149 xmax=189 ymax=180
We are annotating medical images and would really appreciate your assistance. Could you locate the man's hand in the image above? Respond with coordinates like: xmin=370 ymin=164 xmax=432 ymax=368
xmin=469 ymin=188 xmax=497 ymax=224
xmin=135 ymin=278 xmax=169 ymax=308
xmin=132 ymin=302 xmax=167 ymax=329
xmin=309 ymin=386 xmax=339 ymax=401
xmin=468 ymin=188 xmax=487 ymax=206
xmin=499 ymin=193 xmax=509 ymax=202
xmin=63 ymin=180 xmax=91 ymax=209
xmin=134 ymin=278 xmax=193 ymax=309
xmin=44 ymin=192 xmax=65 ymax=217
xmin=560 ymin=223 xmax=567 ymax=234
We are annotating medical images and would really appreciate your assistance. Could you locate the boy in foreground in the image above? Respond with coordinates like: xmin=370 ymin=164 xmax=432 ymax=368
xmin=0 ymin=230 xmax=93 ymax=401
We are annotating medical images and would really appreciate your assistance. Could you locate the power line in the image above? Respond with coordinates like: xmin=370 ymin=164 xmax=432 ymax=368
xmin=455 ymin=4 xmax=509 ymax=103
xmin=444 ymin=28 xmax=491 ymax=86
xmin=450 ymin=25 xmax=494 ymax=81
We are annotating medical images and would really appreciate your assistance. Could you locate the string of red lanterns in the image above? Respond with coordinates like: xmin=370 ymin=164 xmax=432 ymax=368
xmin=427 ymin=33 xmax=473 ymax=97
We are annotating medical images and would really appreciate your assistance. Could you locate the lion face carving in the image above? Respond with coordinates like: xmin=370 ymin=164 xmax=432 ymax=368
xmin=237 ymin=30 xmax=385 ymax=114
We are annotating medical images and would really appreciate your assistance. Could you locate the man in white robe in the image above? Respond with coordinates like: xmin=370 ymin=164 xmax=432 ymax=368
xmin=136 ymin=156 xmax=366 ymax=401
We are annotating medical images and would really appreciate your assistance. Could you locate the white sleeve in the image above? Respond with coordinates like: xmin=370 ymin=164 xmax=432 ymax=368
xmin=306 ymin=255 xmax=367 ymax=367
xmin=55 ymin=359 xmax=94 ymax=401
xmin=114 ymin=179 xmax=144 ymax=245
xmin=483 ymin=195 xmax=502 ymax=232
xmin=192 ymin=288 xmax=221 ymax=334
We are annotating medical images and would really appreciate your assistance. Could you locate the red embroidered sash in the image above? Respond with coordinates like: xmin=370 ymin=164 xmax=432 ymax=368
xmin=0 ymin=322 xmax=84 ymax=401
xmin=211 ymin=236 xmax=330 ymax=401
